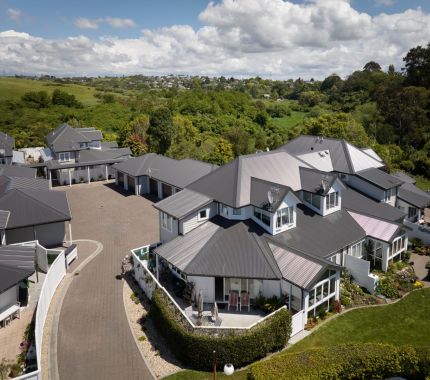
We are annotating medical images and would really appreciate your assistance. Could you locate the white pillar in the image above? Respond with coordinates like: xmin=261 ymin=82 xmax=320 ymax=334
xmin=105 ymin=165 xmax=109 ymax=181
xmin=158 ymin=181 xmax=163 ymax=199
xmin=68 ymin=169 xmax=72 ymax=187
xmin=48 ymin=170 xmax=52 ymax=189
xmin=87 ymin=167 xmax=91 ymax=184
xmin=68 ymin=221 xmax=73 ymax=244
xmin=135 ymin=178 xmax=138 ymax=196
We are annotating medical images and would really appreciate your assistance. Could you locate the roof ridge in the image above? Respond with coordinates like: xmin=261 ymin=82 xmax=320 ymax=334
xmin=250 ymin=232 xmax=281 ymax=279
xmin=341 ymin=140 xmax=354 ymax=173
xmin=234 ymin=157 xmax=242 ymax=206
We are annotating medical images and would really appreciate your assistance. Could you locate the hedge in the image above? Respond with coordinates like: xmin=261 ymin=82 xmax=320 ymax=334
xmin=250 ymin=343 xmax=430 ymax=380
xmin=148 ymin=288 xmax=292 ymax=370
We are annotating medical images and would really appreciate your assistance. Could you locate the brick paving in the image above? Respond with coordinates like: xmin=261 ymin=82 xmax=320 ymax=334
xmin=56 ymin=181 xmax=159 ymax=380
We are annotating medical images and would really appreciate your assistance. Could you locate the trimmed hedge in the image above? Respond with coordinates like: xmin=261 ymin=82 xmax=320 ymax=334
xmin=148 ymin=288 xmax=291 ymax=370
xmin=250 ymin=343 xmax=430 ymax=380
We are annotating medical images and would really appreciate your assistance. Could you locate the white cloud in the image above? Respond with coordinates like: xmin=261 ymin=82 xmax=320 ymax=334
xmin=74 ymin=16 xmax=136 ymax=29
xmin=75 ymin=17 xmax=99 ymax=29
xmin=2 ymin=0 xmax=430 ymax=78
xmin=374 ymin=0 xmax=395 ymax=6
xmin=7 ymin=8 xmax=22 ymax=21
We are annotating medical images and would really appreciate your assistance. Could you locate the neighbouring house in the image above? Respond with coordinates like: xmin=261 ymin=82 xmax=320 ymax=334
xmin=0 ymin=165 xmax=72 ymax=247
xmin=40 ymin=124 xmax=131 ymax=186
xmin=112 ymin=153 xmax=217 ymax=198
xmin=0 ymin=131 xmax=25 ymax=165
xmin=131 ymin=136 xmax=417 ymax=336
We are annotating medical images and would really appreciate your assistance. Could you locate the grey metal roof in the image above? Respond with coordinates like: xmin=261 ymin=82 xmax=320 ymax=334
xmin=299 ymin=167 xmax=338 ymax=195
xmin=356 ymin=168 xmax=403 ymax=190
xmin=281 ymin=135 xmax=384 ymax=174
xmin=269 ymin=204 xmax=366 ymax=258
xmin=342 ymin=187 xmax=406 ymax=223
xmin=155 ymin=216 xmax=281 ymax=279
xmin=0 ymin=244 xmax=35 ymax=293
xmin=76 ymin=128 xmax=103 ymax=141
xmin=0 ymin=176 xmax=50 ymax=194
xmin=269 ymin=243 xmax=330 ymax=290
xmin=0 ymin=165 xmax=36 ymax=179
xmin=0 ymin=210 xmax=10 ymax=229
xmin=250 ymin=177 xmax=291 ymax=210
xmin=0 ymin=131 xmax=14 ymax=157
xmin=188 ymin=150 xmax=309 ymax=208
xmin=45 ymin=124 xmax=89 ymax=152
xmin=153 ymin=189 xmax=213 ymax=219
xmin=114 ymin=154 xmax=217 ymax=189
xmin=101 ymin=142 xmax=119 ymax=149
xmin=392 ymin=172 xmax=416 ymax=184
xmin=397 ymin=182 xmax=430 ymax=208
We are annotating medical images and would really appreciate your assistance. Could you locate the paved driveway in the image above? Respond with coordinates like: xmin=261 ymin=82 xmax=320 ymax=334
xmin=57 ymin=182 xmax=159 ymax=380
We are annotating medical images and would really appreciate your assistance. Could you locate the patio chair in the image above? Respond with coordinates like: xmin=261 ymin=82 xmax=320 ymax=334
xmin=228 ymin=291 xmax=238 ymax=311
xmin=240 ymin=291 xmax=250 ymax=312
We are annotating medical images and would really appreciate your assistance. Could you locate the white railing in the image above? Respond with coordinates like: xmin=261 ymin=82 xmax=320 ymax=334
xmin=291 ymin=310 xmax=306 ymax=337
xmin=15 ymin=249 xmax=67 ymax=380
xmin=132 ymin=250 xmax=288 ymax=331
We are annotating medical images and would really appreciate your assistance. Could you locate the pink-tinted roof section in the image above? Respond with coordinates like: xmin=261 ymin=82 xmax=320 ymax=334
xmin=348 ymin=211 xmax=399 ymax=242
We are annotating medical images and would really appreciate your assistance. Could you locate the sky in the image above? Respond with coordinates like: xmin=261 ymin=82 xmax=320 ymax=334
xmin=0 ymin=0 xmax=429 ymax=79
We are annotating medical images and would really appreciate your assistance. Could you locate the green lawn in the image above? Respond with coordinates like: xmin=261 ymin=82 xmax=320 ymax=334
xmin=165 ymin=369 xmax=248 ymax=380
xmin=271 ymin=111 xmax=307 ymax=131
xmin=0 ymin=77 xmax=100 ymax=106
xmin=289 ymin=288 xmax=430 ymax=353
xmin=414 ymin=175 xmax=430 ymax=192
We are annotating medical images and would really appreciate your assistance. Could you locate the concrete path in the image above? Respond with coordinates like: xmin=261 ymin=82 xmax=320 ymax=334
xmin=54 ymin=182 xmax=159 ymax=380
xmin=411 ymin=253 xmax=430 ymax=287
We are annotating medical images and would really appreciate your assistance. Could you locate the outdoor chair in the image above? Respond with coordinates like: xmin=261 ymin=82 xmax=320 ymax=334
xmin=228 ymin=291 xmax=238 ymax=311
xmin=240 ymin=291 xmax=250 ymax=312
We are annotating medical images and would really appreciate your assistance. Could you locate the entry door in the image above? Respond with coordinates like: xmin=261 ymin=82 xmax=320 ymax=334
xmin=215 ymin=277 xmax=223 ymax=301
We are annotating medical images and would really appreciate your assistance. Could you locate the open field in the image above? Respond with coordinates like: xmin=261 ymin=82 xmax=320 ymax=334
xmin=271 ymin=111 xmax=307 ymax=131
xmin=0 ymin=77 xmax=99 ymax=106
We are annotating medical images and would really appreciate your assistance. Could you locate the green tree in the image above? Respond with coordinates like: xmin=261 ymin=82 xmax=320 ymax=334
xmin=320 ymin=74 xmax=342 ymax=92
xmin=298 ymin=91 xmax=327 ymax=107
xmin=118 ymin=115 xmax=149 ymax=147
xmin=147 ymin=107 xmax=174 ymax=154
xmin=21 ymin=91 xmax=50 ymax=109
xmin=363 ymin=61 xmax=382 ymax=72
xmin=403 ymin=42 xmax=430 ymax=88
xmin=206 ymin=137 xmax=234 ymax=165
xmin=124 ymin=133 xmax=148 ymax=156
xmin=51 ymin=89 xmax=83 ymax=108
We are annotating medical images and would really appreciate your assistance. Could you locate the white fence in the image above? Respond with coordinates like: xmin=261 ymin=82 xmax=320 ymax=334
xmin=404 ymin=220 xmax=430 ymax=245
xmin=15 ymin=249 xmax=67 ymax=380
xmin=291 ymin=310 xmax=306 ymax=337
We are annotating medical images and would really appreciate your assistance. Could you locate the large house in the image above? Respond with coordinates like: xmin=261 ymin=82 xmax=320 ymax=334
xmin=0 ymin=165 xmax=72 ymax=247
xmin=40 ymin=124 xmax=131 ymax=186
xmin=136 ymin=135 xmax=430 ymax=333
xmin=113 ymin=153 xmax=217 ymax=199
xmin=0 ymin=131 xmax=25 ymax=165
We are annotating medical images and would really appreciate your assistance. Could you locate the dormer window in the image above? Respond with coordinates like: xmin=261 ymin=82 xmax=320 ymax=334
xmin=198 ymin=208 xmax=209 ymax=221
xmin=383 ymin=188 xmax=395 ymax=203
xmin=276 ymin=207 xmax=294 ymax=229
xmin=325 ymin=192 xmax=339 ymax=210
xmin=80 ymin=142 xmax=88 ymax=149
xmin=59 ymin=152 xmax=70 ymax=162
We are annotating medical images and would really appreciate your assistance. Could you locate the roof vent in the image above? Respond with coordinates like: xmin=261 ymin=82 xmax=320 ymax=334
xmin=318 ymin=152 xmax=325 ymax=157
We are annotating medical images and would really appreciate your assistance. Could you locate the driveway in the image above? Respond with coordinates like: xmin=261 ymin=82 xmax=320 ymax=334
xmin=57 ymin=182 xmax=159 ymax=380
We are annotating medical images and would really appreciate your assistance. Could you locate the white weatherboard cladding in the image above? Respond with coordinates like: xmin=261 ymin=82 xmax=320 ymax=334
xmin=159 ymin=213 xmax=179 ymax=243
xmin=181 ymin=202 xmax=217 ymax=235
xmin=348 ymin=175 xmax=386 ymax=202
xmin=188 ymin=276 xmax=215 ymax=303
xmin=0 ymin=285 xmax=18 ymax=310
xmin=297 ymin=150 xmax=334 ymax=172
xmin=237 ymin=152 xmax=308 ymax=207
xmin=346 ymin=143 xmax=384 ymax=173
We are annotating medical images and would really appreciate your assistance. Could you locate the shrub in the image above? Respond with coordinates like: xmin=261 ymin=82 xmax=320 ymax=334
xmin=130 ymin=292 xmax=139 ymax=304
xmin=412 ymin=238 xmax=423 ymax=250
xmin=149 ymin=288 xmax=291 ymax=370
xmin=138 ymin=336 xmax=146 ymax=342
xmin=250 ymin=343 xmax=429 ymax=380
xmin=340 ymin=295 xmax=351 ymax=306
xmin=378 ymin=278 xmax=400 ymax=299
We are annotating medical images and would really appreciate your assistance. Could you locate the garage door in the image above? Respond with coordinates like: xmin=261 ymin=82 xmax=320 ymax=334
xmin=161 ymin=183 xmax=172 ymax=199
xmin=127 ymin=176 xmax=135 ymax=193
xmin=117 ymin=172 xmax=124 ymax=187
xmin=149 ymin=178 xmax=158 ymax=197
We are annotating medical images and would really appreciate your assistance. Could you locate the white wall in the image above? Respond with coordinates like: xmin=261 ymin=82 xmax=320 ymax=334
xmin=262 ymin=280 xmax=280 ymax=298
xmin=321 ymin=180 xmax=343 ymax=216
xmin=348 ymin=175 xmax=397 ymax=205
xmin=219 ymin=205 xmax=253 ymax=220
xmin=344 ymin=255 xmax=379 ymax=293
xmin=188 ymin=276 xmax=215 ymax=303
xmin=0 ymin=285 xmax=18 ymax=310
xmin=6 ymin=222 xmax=66 ymax=247
xmin=180 ymin=202 xmax=217 ymax=235
xmin=159 ymin=213 xmax=179 ymax=243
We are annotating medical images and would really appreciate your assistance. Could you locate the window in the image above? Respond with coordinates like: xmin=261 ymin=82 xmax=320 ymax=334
xmin=161 ymin=212 xmax=172 ymax=232
xmin=391 ymin=236 xmax=405 ymax=255
xmin=303 ymin=191 xmax=320 ymax=209
xmin=59 ymin=152 xmax=70 ymax=162
xmin=325 ymin=192 xmax=339 ymax=209
xmin=384 ymin=188 xmax=395 ymax=203
xmin=232 ymin=208 xmax=241 ymax=216
xmin=350 ymin=241 xmax=364 ymax=258
xmin=309 ymin=289 xmax=315 ymax=306
xmin=198 ymin=208 xmax=208 ymax=221
xmin=408 ymin=207 xmax=417 ymax=219
xmin=253 ymin=207 xmax=270 ymax=227
xmin=79 ymin=142 xmax=88 ymax=149
xmin=221 ymin=204 xmax=228 ymax=216
xmin=276 ymin=207 xmax=294 ymax=229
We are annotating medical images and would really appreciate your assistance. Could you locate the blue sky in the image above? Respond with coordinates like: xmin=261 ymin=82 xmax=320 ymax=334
xmin=0 ymin=0 xmax=429 ymax=78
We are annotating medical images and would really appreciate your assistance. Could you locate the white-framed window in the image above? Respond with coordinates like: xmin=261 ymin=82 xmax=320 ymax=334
xmin=59 ymin=152 xmax=71 ymax=162
xmin=408 ymin=207 xmax=417 ymax=219
xmin=253 ymin=207 xmax=271 ymax=227
xmin=276 ymin=206 xmax=294 ymax=229
xmin=350 ymin=240 xmax=364 ymax=258
xmin=303 ymin=191 xmax=321 ymax=209
xmin=384 ymin=188 xmax=395 ymax=203
xmin=161 ymin=212 xmax=172 ymax=232
xmin=198 ymin=208 xmax=209 ymax=221
xmin=220 ymin=204 xmax=228 ymax=216
xmin=232 ymin=208 xmax=241 ymax=216
xmin=325 ymin=192 xmax=339 ymax=209
xmin=79 ymin=142 xmax=88 ymax=149
xmin=391 ymin=235 xmax=405 ymax=255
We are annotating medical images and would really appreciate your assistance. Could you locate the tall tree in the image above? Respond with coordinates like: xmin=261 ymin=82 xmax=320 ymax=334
xmin=147 ymin=107 xmax=174 ymax=154
xmin=403 ymin=43 xmax=430 ymax=88
xmin=363 ymin=61 xmax=382 ymax=72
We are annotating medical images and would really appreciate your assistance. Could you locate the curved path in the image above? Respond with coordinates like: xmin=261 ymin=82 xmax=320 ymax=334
xmin=56 ymin=182 xmax=159 ymax=380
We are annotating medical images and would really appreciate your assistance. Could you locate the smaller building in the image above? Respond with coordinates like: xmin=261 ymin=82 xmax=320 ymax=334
xmin=40 ymin=124 xmax=131 ymax=186
xmin=112 ymin=153 xmax=218 ymax=199
xmin=0 ymin=131 xmax=25 ymax=165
